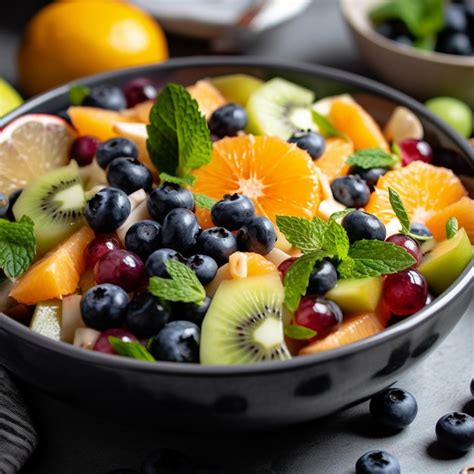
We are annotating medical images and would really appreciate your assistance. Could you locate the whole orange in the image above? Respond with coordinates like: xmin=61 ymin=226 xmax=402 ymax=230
xmin=18 ymin=0 xmax=168 ymax=95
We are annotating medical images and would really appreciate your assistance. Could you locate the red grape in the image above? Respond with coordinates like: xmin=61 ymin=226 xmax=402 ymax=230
xmin=93 ymin=328 xmax=137 ymax=355
xmin=84 ymin=236 xmax=121 ymax=268
xmin=71 ymin=135 xmax=100 ymax=166
xmin=386 ymin=234 xmax=422 ymax=266
xmin=295 ymin=295 xmax=343 ymax=337
xmin=398 ymin=139 xmax=433 ymax=166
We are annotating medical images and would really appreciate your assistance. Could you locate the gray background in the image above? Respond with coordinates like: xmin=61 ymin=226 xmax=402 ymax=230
xmin=1 ymin=1 xmax=473 ymax=473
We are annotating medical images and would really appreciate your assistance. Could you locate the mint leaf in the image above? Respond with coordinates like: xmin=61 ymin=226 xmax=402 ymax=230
xmin=108 ymin=337 xmax=155 ymax=362
xmin=311 ymin=110 xmax=345 ymax=138
xmin=337 ymin=257 xmax=355 ymax=279
xmin=159 ymin=172 xmax=196 ymax=187
xmin=347 ymin=148 xmax=398 ymax=169
xmin=283 ymin=251 xmax=329 ymax=311
xmin=284 ymin=325 xmax=317 ymax=340
xmin=69 ymin=84 xmax=91 ymax=106
xmin=388 ymin=187 xmax=410 ymax=233
xmin=323 ymin=219 xmax=350 ymax=260
xmin=148 ymin=260 xmax=205 ymax=303
xmin=194 ymin=193 xmax=217 ymax=210
xmin=276 ymin=215 xmax=327 ymax=253
xmin=147 ymin=83 xmax=212 ymax=177
xmin=339 ymin=240 xmax=416 ymax=278
xmin=0 ymin=216 xmax=36 ymax=279
xmin=329 ymin=209 xmax=355 ymax=222
xmin=446 ymin=217 xmax=458 ymax=240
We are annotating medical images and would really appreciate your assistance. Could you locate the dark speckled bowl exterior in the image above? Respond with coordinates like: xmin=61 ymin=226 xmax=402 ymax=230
xmin=0 ymin=57 xmax=473 ymax=429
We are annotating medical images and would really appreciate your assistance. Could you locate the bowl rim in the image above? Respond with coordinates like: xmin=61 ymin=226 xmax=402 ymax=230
xmin=339 ymin=0 xmax=474 ymax=67
xmin=1 ymin=55 xmax=473 ymax=376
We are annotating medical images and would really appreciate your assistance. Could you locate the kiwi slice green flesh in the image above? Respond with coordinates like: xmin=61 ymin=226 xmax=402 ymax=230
xmin=246 ymin=77 xmax=315 ymax=139
xmin=200 ymin=273 xmax=291 ymax=365
xmin=13 ymin=162 xmax=85 ymax=256
xmin=30 ymin=300 xmax=62 ymax=340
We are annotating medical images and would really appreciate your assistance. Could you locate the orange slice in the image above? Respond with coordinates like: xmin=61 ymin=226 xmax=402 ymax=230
xmin=329 ymin=99 xmax=389 ymax=151
xmin=229 ymin=252 xmax=277 ymax=279
xmin=68 ymin=106 xmax=134 ymax=141
xmin=0 ymin=114 xmax=76 ymax=195
xmin=10 ymin=226 xmax=94 ymax=305
xmin=365 ymin=161 xmax=467 ymax=225
xmin=314 ymin=137 xmax=353 ymax=182
xmin=192 ymin=135 xmax=320 ymax=224
xmin=426 ymin=197 xmax=474 ymax=243
xmin=299 ymin=303 xmax=391 ymax=355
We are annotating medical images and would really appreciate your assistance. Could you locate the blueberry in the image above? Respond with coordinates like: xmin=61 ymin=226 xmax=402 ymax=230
xmin=96 ymin=137 xmax=138 ymax=170
xmin=85 ymin=187 xmax=131 ymax=233
xmin=0 ymin=193 xmax=8 ymax=219
xmin=161 ymin=208 xmax=201 ymax=255
xmin=435 ymin=412 xmax=474 ymax=452
xmin=125 ymin=220 xmax=162 ymax=261
xmin=186 ymin=254 xmax=218 ymax=286
xmin=436 ymin=32 xmax=472 ymax=55
xmin=147 ymin=183 xmax=194 ymax=223
xmin=81 ymin=284 xmax=129 ymax=331
xmin=211 ymin=193 xmax=255 ymax=230
xmin=351 ymin=166 xmax=389 ymax=191
xmin=331 ymin=175 xmax=371 ymax=208
xmin=83 ymin=85 xmax=126 ymax=111
xmin=369 ymin=388 xmax=418 ymax=430
xmin=141 ymin=449 xmax=194 ymax=474
xmin=307 ymin=260 xmax=338 ymax=295
xmin=173 ymin=296 xmax=211 ymax=327
xmin=126 ymin=292 xmax=171 ymax=338
xmin=106 ymin=157 xmax=153 ymax=194
xmin=443 ymin=4 xmax=468 ymax=33
xmin=342 ymin=210 xmax=387 ymax=243
xmin=409 ymin=222 xmax=432 ymax=239
xmin=149 ymin=321 xmax=200 ymax=363
xmin=6 ymin=189 xmax=22 ymax=221
xmin=208 ymin=103 xmax=248 ymax=137
xmin=145 ymin=248 xmax=185 ymax=279
xmin=288 ymin=130 xmax=326 ymax=160
xmin=196 ymin=227 xmax=237 ymax=266
xmin=356 ymin=450 xmax=400 ymax=474
xmin=375 ymin=20 xmax=413 ymax=40
xmin=237 ymin=216 xmax=277 ymax=255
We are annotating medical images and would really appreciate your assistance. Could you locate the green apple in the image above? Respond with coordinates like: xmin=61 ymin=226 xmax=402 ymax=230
xmin=211 ymin=74 xmax=263 ymax=106
xmin=425 ymin=97 xmax=473 ymax=138
xmin=0 ymin=78 xmax=23 ymax=117
xmin=325 ymin=276 xmax=383 ymax=314
xmin=30 ymin=300 xmax=62 ymax=340
xmin=419 ymin=228 xmax=472 ymax=295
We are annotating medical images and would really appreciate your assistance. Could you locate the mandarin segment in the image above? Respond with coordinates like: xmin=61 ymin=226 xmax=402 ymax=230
xmin=365 ymin=161 xmax=467 ymax=225
xmin=329 ymin=99 xmax=389 ymax=151
xmin=193 ymin=135 xmax=320 ymax=223
xmin=229 ymin=252 xmax=277 ymax=280
xmin=314 ymin=137 xmax=353 ymax=182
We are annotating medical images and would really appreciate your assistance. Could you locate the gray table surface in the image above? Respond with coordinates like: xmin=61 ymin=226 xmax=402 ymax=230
xmin=1 ymin=1 xmax=473 ymax=473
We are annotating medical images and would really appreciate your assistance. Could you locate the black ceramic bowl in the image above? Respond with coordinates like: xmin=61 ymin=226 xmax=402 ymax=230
xmin=0 ymin=57 xmax=473 ymax=429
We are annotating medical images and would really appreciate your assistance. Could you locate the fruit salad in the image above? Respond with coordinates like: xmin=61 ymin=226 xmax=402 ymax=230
xmin=0 ymin=74 xmax=472 ymax=365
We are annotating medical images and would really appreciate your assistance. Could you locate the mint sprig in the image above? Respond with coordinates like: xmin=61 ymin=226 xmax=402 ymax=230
xmin=339 ymin=240 xmax=416 ymax=279
xmin=446 ymin=217 xmax=458 ymax=240
xmin=346 ymin=148 xmax=398 ymax=169
xmin=194 ymin=193 xmax=217 ymax=210
xmin=388 ymin=187 xmax=431 ymax=241
xmin=323 ymin=219 xmax=350 ymax=260
xmin=108 ymin=337 xmax=155 ymax=362
xmin=69 ymin=84 xmax=91 ymax=106
xmin=147 ymin=83 xmax=212 ymax=178
xmin=148 ymin=260 xmax=206 ymax=303
xmin=311 ymin=110 xmax=345 ymax=139
xmin=275 ymin=216 xmax=326 ymax=253
xmin=159 ymin=172 xmax=196 ymax=187
xmin=0 ymin=216 xmax=36 ymax=279
xmin=284 ymin=325 xmax=317 ymax=340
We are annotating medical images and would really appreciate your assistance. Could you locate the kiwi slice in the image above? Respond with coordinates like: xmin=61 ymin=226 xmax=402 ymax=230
xmin=246 ymin=78 xmax=315 ymax=139
xmin=200 ymin=274 xmax=291 ymax=365
xmin=13 ymin=162 xmax=86 ymax=255
xmin=30 ymin=300 xmax=62 ymax=340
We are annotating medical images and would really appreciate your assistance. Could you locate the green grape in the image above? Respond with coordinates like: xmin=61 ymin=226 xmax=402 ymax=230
xmin=425 ymin=97 xmax=473 ymax=138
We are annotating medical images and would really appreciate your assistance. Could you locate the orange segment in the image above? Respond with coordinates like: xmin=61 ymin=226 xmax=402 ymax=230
xmin=68 ymin=106 xmax=134 ymax=141
xmin=10 ymin=226 xmax=94 ymax=305
xmin=366 ymin=161 xmax=467 ymax=225
xmin=186 ymin=80 xmax=226 ymax=119
xmin=315 ymin=137 xmax=353 ymax=182
xmin=195 ymin=206 xmax=213 ymax=230
xmin=192 ymin=135 xmax=320 ymax=223
xmin=299 ymin=303 xmax=391 ymax=355
xmin=229 ymin=252 xmax=277 ymax=279
xmin=426 ymin=197 xmax=474 ymax=243
xmin=329 ymin=100 xmax=389 ymax=151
